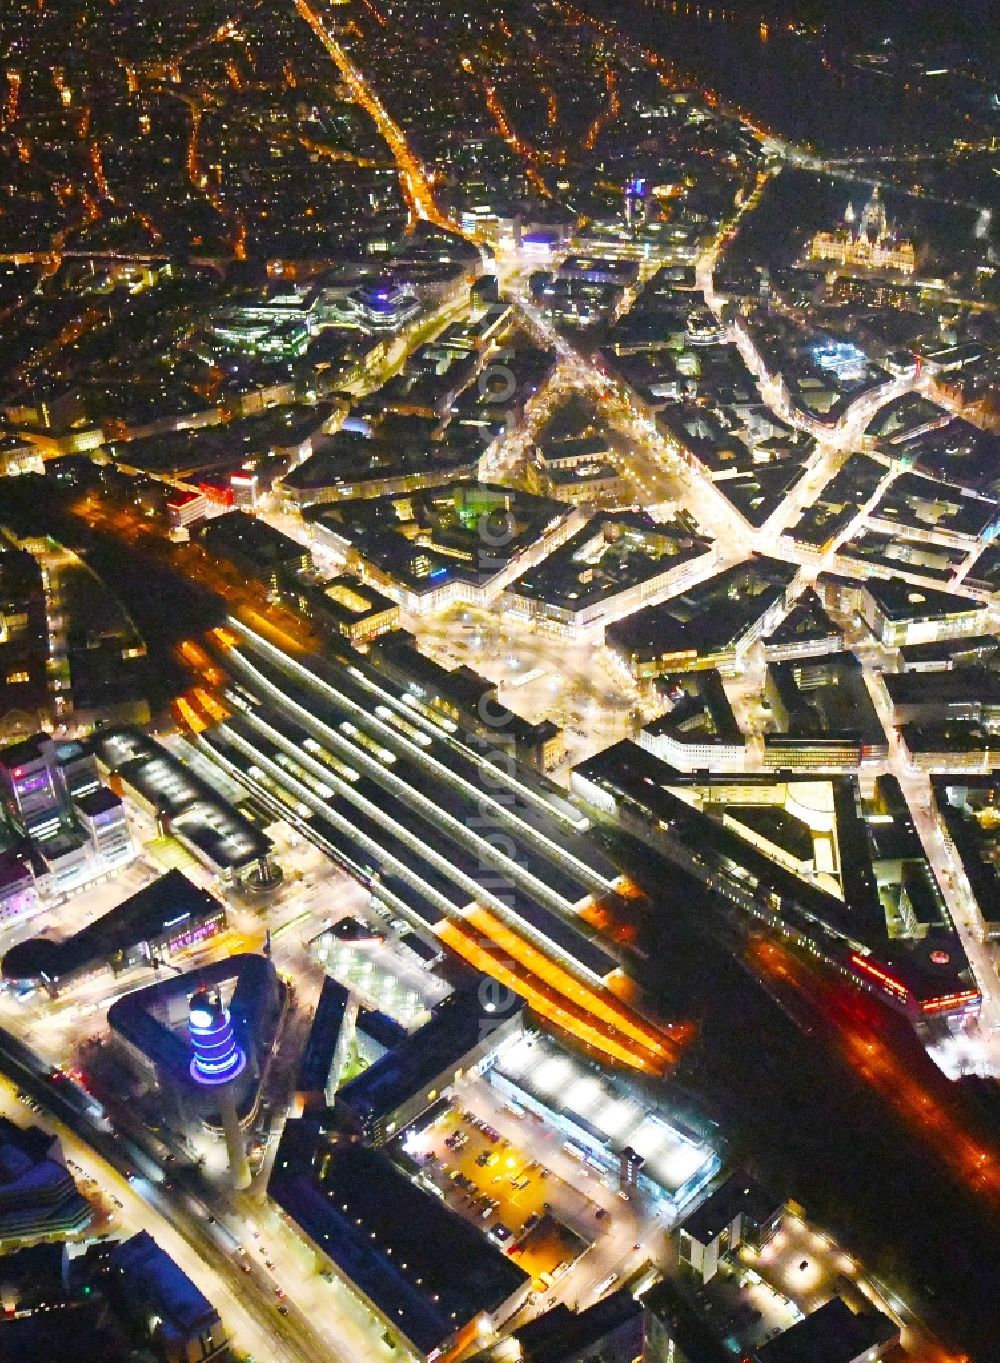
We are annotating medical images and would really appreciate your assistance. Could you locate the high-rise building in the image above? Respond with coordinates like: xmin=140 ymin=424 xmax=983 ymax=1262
xmin=0 ymin=550 xmax=49 ymax=728
xmin=0 ymin=734 xmax=63 ymax=830
xmin=188 ymin=989 xmax=251 ymax=1190
xmin=624 ymin=177 xmax=651 ymax=232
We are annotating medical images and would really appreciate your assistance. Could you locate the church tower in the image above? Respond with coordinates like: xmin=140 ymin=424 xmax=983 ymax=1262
xmin=859 ymin=186 xmax=887 ymax=243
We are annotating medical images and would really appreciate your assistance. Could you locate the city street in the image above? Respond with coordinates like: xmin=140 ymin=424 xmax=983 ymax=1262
xmin=0 ymin=1073 xmax=315 ymax=1363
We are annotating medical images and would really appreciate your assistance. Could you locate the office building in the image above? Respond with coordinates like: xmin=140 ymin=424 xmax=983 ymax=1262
xmin=0 ymin=733 xmax=63 ymax=828
xmin=752 ymin=1296 xmax=899 ymax=1363
xmin=573 ymin=744 xmax=980 ymax=1029
xmin=0 ymin=851 xmax=38 ymax=925
xmin=0 ymin=549 xmax=50 ymax=727
xmin=607 ymin=558 xmax=797 ymax=679
xmin=336 ymin=983 xmax=524 ymax=1144
xmin=0 ymin=1118 xmax=91 ymax=1246
xmin=857 ymin=578 xmax=987 ymax=649
xmin=933 ymin=774 xmax=1000 ymax=940
xmin=513 ymin=1288 xmax=644 ymax=1363
xmin=293 ymin=975 xmax=353 ymax=1114
xmin=108 ymin=952 xmax=281 ymax=1180
xmin=639 ymin=671 xmax=745 ymax=772
xmin=268 ymin=982 xmax=542 ymax=1357
xmin=74 ymin=786 xmax=131 ymax=863
xmin=283 ymin=573 xmax=400 ymax=646
xmin=198 ymin=511 xmax=311 ymax=594
xmin=763 ymin=651 xmax=888 ymax=769
xmin=624 ymin=177 xmax=652 ymax=232
xmin=106 ymin=1231 xmax=229 ymax=1363
xmin=271 ymin=1126 xmax=531 ymax=1362
xmin=0 ymin=1243 xmax=130 ymax=1362
xmin=0 ymin=733 xmax=135 ymax=912
xmin=675 ymin=1174 xmax=782 ymax=1283
xmin=2 ymin=869 xmax=228 ymax=993
xmin=642 ymin=1278 xmax=731 ymax=1363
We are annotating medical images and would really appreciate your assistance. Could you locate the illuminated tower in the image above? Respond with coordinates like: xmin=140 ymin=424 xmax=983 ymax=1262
xmin=624 ymin=176 xmax=650 ymax=232
xmin=859 ymin=186 xmax=887 ymax=244
xmin=188 ymin=989 xmax=251 ymax=1191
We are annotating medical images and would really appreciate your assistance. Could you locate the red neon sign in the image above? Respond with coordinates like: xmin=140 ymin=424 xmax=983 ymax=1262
xmin=921 ymin=991 xmax=980 ymax=1015
xmin=849 ymin=953 xmax=910 ymax=1001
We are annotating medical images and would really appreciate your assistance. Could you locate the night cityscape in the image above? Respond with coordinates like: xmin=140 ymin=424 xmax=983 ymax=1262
xmin=0 ymin=1 xmax=997 ymax=1361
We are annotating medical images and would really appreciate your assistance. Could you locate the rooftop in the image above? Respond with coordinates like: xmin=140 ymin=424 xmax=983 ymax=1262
xmin=678 ymin=1172 xmax=780 ymax=1245
xmin=338 ymin=984 xmax=524 ymax=1132
xmin=270 ymin=1123 xmax=528 ymax=1356
xmin=763 ymin=590 xmax=840 ymax=653
xmin=754 ymin=1296 xmax=898 ymax=1363
xmin=509 ymin=512 xmax=710 ymax=616
xmin=574 ymin=743 xmax=976 ymax=1009
xmin=108 ymin=1231 xmax=218 ymax=1337
xmin=107 ymin=952 xmax=278 ymax=1087
xmin=296 ymin=975 xmax=350 ymax=1098
xmin=2 ymin=869 xmax=223 ymax=985
xmin=512 ymin=1287 xmax=642 ymax=1363
xmin=862 ymin=577 xmax=987 ymax=625
xmin=0 ymin=1118 xmax=89 ymax=1240
xmin=607 ymin=557 xmax=796 ymax=666
xmin=89 ymin=727 xmax=270 ymax=873
xmin=199 ymin=510 xmax=309 ymax=574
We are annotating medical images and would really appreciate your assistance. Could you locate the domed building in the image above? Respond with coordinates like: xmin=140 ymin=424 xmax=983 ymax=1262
xmin=808 ymin=187 xmax=916 ymax=276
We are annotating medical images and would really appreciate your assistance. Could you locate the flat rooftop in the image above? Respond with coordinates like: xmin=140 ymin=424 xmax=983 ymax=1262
xmin=754 ymin=1296 xmax=897 ymax=1363
xmin=509 ymin=512 xmax=710 ymax=615
xmin=90 ymin=726 xmax=270 ymax=873
xmin=339 ymin=985 xmax=523 ymax=1131
xmin=862 ymin=577 xmax=986 ymax=625
xmin=607 ymin=557 xmax=796 ymax=665
xmin=270 ymin=1122 xmax=528 ymax=1356
xmin=2 ymin=869 xmax=223 ymax=985
xmin=496 ymin=1031 xmax=715 ymax=1200
xmin=677 ymin=1172 xmax=779 ymax=1245
xmin=109 ymin=1231 xmax=218 ymax=1336
xmin=296 ymin=975 xmax=350 ymax=1096
xmin=574 ymin=743 xmax=976 ymax=1008
xmin=107 ymin=952 xmax=277 ymax=1084
xmin=513 ymin=1287 xmax=641 ymax=1363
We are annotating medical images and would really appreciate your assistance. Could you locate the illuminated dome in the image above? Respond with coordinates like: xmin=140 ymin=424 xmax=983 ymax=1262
xmin=188 ymin=989 xmax=246 ymax=1086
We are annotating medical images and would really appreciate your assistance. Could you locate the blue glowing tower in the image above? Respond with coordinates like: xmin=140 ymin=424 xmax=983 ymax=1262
xmin=188 ymin=989 xmax=250 ymax=1190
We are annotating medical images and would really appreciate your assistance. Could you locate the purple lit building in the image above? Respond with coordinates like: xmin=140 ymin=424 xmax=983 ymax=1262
xmin=188 ymin=989 xmax=251 ymax=1189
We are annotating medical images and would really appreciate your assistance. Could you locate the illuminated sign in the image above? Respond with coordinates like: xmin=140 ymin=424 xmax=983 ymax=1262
xmin=188 ymin=991 xmax=246 ymax=1086
xmin=848 ymin=952 xmax=910 ymax=1002
xmin=920 ymin=990 xmax=980 ymax=1015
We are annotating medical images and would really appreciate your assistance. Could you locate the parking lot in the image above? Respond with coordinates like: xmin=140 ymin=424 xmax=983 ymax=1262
xmin=403 ymin=1105 xmax=599 ymax=1288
